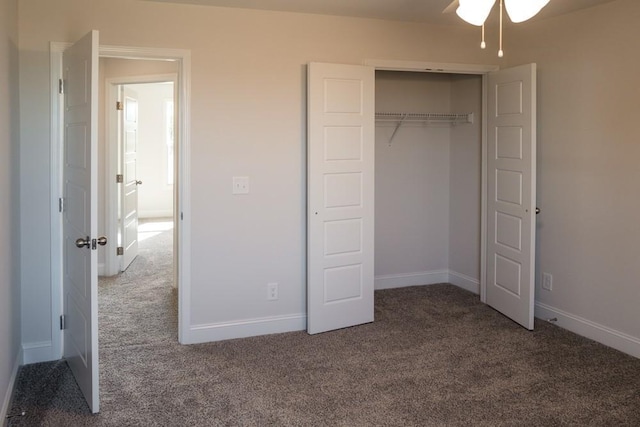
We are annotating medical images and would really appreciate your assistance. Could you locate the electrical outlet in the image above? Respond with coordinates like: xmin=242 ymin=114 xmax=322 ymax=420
xmin=542 ymin=273 xmax=553 ymax=291
xmin=232 ymin=176 xmax=249 ymax=195
xmin=267 ymin=282 xmax=278 ymax=301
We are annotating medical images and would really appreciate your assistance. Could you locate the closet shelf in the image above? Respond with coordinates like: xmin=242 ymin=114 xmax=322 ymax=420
xmin=376 ymin=112 xmax=474 ymax=124
xmin=375 ymin=112 xmax=474 ymax=146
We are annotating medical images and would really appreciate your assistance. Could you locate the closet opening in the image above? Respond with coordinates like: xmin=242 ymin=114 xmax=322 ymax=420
xmin=374 ymin=71 xmax=483 ymax=294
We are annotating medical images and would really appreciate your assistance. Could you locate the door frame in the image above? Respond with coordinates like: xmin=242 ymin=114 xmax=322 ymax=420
xmin=363 ymin=59 xmax=499 ymax=303
xmin=50 ymin=42 xmax=192 ymax=360
xmin=104 ymin=74 xmax=178 ymax=277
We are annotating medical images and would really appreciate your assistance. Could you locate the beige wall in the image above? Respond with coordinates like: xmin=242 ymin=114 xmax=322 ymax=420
xmin=506 ymin=0 xmax=640 ymax=341
xmin=128 ymin=82 xmax=175 ymax=219
xmin=0 ymin=0 xmax=20 ymax=416
xmin=449 ymin=75 xmax=482 ymax=283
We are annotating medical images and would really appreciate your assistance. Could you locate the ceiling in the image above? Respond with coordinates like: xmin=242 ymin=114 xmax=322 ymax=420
xmin=144 ymin=0 xmax=619 ymax=25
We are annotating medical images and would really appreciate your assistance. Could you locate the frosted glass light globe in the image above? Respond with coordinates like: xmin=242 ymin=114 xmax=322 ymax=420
xmin=456 ymin=0 xmax=496 ymax=26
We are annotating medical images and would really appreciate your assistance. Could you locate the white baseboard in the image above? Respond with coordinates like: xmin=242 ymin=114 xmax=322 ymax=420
xmin=22 ymin=341 xmax=56 ymax=365
xmin=1 ymin=348 xmax=22 ymax=422
xmin=375 ymin=270 xmax=449 ymax=290
xmin=183 ymin=313 xmax=306 ymax=345
xmin=448 ymin=271 xmax=480 ymax=294
xmin=535 ymin=302 xmax=640 ymax=359
xmin=139 ymin=210 xmax=173 ymax=219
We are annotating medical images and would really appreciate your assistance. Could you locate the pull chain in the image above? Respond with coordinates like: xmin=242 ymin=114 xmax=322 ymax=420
xmin=498 ymin=0 xmax=504 ymax=57
xmin=481 ymin=24 xmax=486 ymax=49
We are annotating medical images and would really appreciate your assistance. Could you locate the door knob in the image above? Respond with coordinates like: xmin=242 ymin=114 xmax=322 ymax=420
xmin=135 ymin=180 xmax=143 ymax=185
xmin=535 ymin=207 xmax=540 ymax=214
xmin=75 ymin=236 xmax=90 ymax=248
xmin=97 ymin=236 xmax=108 ymax=246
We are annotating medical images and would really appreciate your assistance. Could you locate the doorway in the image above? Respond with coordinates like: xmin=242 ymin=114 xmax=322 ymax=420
xmin=306 ymin=61 xmax=537 ymax=334
xmin=50 ymin=40 xmax=192 ymax=367
xmin=374 ymin=70 xmax=483 ymax=294
xmin=99 ymin=75 xmax=178 ymax=336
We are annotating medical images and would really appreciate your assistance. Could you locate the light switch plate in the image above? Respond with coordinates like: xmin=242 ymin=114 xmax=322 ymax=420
xmin=232 ymin=176 xmax=249 ymax=194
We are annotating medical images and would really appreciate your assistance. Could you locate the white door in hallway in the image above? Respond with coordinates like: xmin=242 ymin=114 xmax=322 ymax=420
xmin=62 ymin=30 xmax=100 ymax=413
xmin=307 ymin=62 xmax=375 ymax=334
xmin=486 ymin=63 xmax=537 ymax=330
xmin=120 ymin=86 xmax=140 ymax=271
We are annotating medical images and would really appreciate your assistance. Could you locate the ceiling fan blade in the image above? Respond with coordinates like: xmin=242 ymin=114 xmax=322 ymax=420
xmin=442 ymin=0 xmax=459 ymax=14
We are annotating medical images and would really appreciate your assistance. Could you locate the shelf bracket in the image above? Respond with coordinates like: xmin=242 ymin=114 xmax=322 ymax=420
xmin=387 ymin=113 xmax=407 ymax=146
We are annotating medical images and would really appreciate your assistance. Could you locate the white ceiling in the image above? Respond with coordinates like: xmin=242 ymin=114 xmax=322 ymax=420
xmin=144 ymin=0 xmax=619 ymax=25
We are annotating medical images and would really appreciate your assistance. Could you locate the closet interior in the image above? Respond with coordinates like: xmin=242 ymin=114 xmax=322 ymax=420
xmin=374 ymin=71 xmax=483 ymax=291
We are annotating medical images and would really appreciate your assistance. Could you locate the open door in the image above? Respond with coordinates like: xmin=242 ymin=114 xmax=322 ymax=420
xmin=120 ymin=86 xmax=140 ymax=271
xmin=307 ymin=62 xmax=375 ymax=334
xmin=62 ymin=30 xmax=101 ymax=413
xmin=486 ymin=63 xmax=537 ymax=330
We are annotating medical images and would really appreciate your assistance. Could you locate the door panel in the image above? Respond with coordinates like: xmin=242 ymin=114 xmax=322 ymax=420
xmin=486 ymin=63 xmax=537 ymax=330
xmin=307 ymin=62 xmax=375 ymax=334
xmin=62 ymin=30 xmax=100 ymax=413
xmin=121 ymin=87 xmax=140 ymax=270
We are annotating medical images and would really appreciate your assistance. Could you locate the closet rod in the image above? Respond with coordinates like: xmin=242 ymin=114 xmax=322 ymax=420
xmin=375 ymin=112 xmax=474 ymax=123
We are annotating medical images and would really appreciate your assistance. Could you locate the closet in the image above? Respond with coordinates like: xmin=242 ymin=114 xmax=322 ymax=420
xmin=374 ymin=71 xmax=483 ymax=292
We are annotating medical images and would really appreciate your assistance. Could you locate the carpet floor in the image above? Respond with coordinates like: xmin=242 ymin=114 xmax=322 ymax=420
xmin=8 ymin=222 xmax=640 ymax=426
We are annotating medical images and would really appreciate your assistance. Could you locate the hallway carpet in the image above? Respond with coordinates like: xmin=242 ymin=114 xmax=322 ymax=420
xmin=8 ymin=223 xmax=640 ymax=425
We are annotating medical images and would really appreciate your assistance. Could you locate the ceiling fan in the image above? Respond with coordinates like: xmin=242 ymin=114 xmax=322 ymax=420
xmin=443 ymin=0 xmax=551 ymax=56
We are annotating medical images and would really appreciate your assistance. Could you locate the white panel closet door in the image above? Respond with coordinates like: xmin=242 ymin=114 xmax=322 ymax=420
xmin=486 ymin=63 xmax=537 ymax=330
xmin=62 ymin=30 xmax=100 ymax=413
xmin=307 ymin=62 xmax=375 ymax=334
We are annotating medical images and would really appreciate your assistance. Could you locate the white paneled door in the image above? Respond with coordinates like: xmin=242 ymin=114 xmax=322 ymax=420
xmin=486 ymin=64 xmax=537 ymax=330
xmin=62 ymin=30 xmax=100 ymax=412
xmin=307 ymin=62 xmax=375 ymax=334
xmin=121 ymin=87 xmax=140 ymax=271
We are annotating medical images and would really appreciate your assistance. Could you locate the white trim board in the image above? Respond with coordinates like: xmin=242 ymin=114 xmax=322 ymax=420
xmin=375 ymin=270 xmax=480 ymax=294
xmin=448 ymin=271 xmax=481 ymax=294
xmin=1 ymin=348 xmax=22 ymax=422
xmin=139 ymin=210 xmax=174 ymax=219
xmin=364 ymin=59 xmax=499 ymax=75
xmin=185 ymin=314 xmax=306 ymax=344
xmin=21 ymin=341 xmax=55 ymax=365
xmin=375 ymin=270 xmax=449 ymax=290
xmin=535 ymin=302 xmax=640 ymax=359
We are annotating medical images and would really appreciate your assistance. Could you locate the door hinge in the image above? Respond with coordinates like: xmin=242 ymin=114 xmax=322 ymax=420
xmin=58 ymin=197 xmax=65 ymax=213
xmin=60 ymin=314 xmax=66 ymax=330
xmin=58 ymin=79 xmax=65 ymax=94
xmin=117 ymin=246 xmax=124 ymax=256
xmin=116 ymin=174 xmax=123 ymax=183
xmin=116 ymin=101 xmax=124 ymax=111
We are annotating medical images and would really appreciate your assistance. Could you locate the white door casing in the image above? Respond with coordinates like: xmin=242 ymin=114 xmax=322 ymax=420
xmin=62 ymin=30 xmax=100 ymax=413
xmin=486 ymin=63 xmax=537 ymax=330
xmin=121 ymin=87 xmax=140 ymax=271
xmin=307 ymin=62 xmax=375 ymax=334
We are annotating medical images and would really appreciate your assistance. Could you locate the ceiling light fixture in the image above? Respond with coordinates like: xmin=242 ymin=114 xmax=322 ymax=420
xmin=455 ymin=0 xmax=550 ymax=57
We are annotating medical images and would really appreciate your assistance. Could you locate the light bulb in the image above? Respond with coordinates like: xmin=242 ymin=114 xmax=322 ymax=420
xmin=456 ymin=0 xmax=496 ymax=26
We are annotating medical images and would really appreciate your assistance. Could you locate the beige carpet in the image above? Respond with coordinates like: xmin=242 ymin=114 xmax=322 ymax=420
xmin=8 ymin=224 xmax=640 ymax=425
